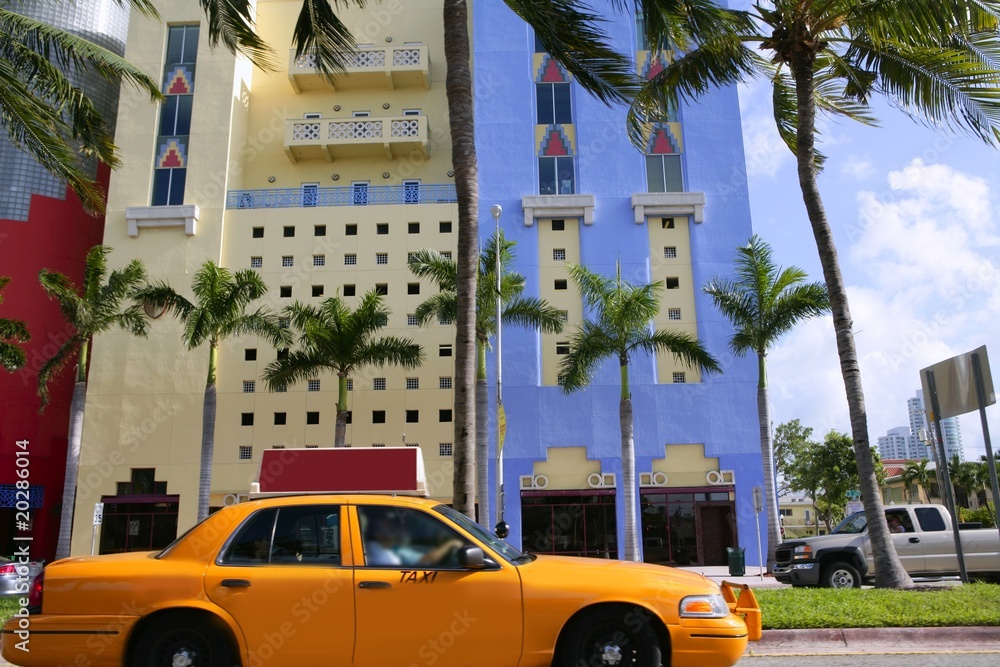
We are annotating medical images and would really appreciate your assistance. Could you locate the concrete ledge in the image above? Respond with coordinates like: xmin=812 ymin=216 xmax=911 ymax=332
xmin=126 ymin=204 xmax=199 ymax=237
xmin=748 ymin=626 xmax=1000 ymax=655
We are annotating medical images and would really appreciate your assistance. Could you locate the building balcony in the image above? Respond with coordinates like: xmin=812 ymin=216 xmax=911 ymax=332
xmin=288 ymin=45 xmax=430 ymax=93
xmin=284 ymin=115 xmax=429 ymax=163
xmin=226 ymin=184 xmax=457 ymax=210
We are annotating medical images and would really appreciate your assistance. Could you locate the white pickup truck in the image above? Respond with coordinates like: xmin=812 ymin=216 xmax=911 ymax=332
xmin=773 ymin=504 xmax=1000 ymax=588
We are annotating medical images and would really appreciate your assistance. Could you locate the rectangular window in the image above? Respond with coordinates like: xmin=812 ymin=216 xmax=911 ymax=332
xmin=312 ymin=285 xmax=324 ymax=297
xmin=553 ymin=248 xmax=566 ymax=261
xmin=283 ymin=226 xmax=296 ymax=237
xmin=407 ymin=314 xmax=419 ymax=326
xmin=282 ymin=256 xmax=294 ymax=267
xmin=345 ymin=254 xmax=357 ymax=266
xmin=376 ymin=253 xmax=388 ymax=265
xmin=403 ymin=180 xmax=420 ymax=204
xmin=408 ymin=222 xmax=420 ymax=234
xmin=439 ymin=409 xmax=452 ymax=423
xmin=280 ymin=286 xmax=292 ymax=298
xmin=278 ymin=317 xmax=290 ymax=329
xmin=668 ymin=308 xmax=682 ymax=320
xmin=554 ymin=279 xmax=568 ymax=290
xmin=274 ymin=412 xmax=287 ymax=425
xmin=663 ymin=247 xmax=677 ymax=259
xmin=313 ymin=255 xmax=326 ymax=267
xmin=301 ymin=184 xmax=318 ymax=207
xmin=250 ymin=257 xmax=262 ymax=269
xmin=646 ymin=154 xmax=683 ymax=193
xmin=243 ymin=380 xmax=255 ymax=393
xmin=438 ymin=314 xmax=453 ymax=326
xmin=440 ymin=251 xmax=452 ymax=260
xmin=375 ymin=284 xmax=388 ymax=296
xmin=152 ymin=25 xmax=199 ymax=207
xmin=536 ymin=83 xmax=572 ymax=125
xmin=407 ymin=283 xmax=420 ymax=295
xmin=306 ymin=412 xmax=320 ymax=425
xmin=406 ymin=378 xmax=419 ymax=390
xmin=252 ymin=227 xmax=264 ymax=238
xmin=239 ymin=445 xmax=252 ymax=461
xmin=439 ymin=221 xmax=452 ymax=233
xmin=372 ymin=443 xmax=385 ymax=448
xmin=377 ymin=223 xmax=389 ymax=235
xmin=539 ymin=156 xmax=575 ymax=195
xmin=551 ymin=219 xmax=565 ymax=231
xmin=557 ymin=374 xmax=567 ymax=386
xmin=315 ymin=224 xmax=327 ymax=236
xmin=352 ymin=181 xmax=369 ymax=206
xmin=343 ymin=284 xmax=356 ymax=296
xmin=439 ymin=443 xmax=453 ymax=457
xmin=373 ymin=378 xmax=387 ymax=391
xmin=665 ymin=277 xmax=679 ymax=289
xmin=558 ymin=310 xmax=569 ymax=322
xmin=439 ymin=345 xmax=452 ymax=357
xmin=308 ymin=379 xmax=321 ymax=392
xmin=372 ymin=411 xmax=386 ymax=424
xmin=274 ymin=384 xmax=287 ymax=393
xmin=662 ymin=218 xmax=675 ymax=229
xmin=245 ymin=348 xmax=257 ymax=361
xmin=241 ymin=413 xmax=254 ymax=426
xmin=672 ymin=372 xmax=686 ymax=383
xmin=402 ymin=109 xmax=421 ymax=116
xmin=556 ymin=341 xmax=570 ymax=355
xmin=406 ymin=410 xmax=419 ymax=423
xmin=439 ymin=377 xmax=452 ymax=389
xmin=346 ymin=379 xmax=353 ymax=391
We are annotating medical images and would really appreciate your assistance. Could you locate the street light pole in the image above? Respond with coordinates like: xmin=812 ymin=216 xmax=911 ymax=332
xmin=491 ymin=204 xmax=506 ymax=532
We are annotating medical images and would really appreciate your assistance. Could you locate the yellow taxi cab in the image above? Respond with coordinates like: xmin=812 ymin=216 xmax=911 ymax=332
xmin=1 ymin=450 xmax=760 ymax=667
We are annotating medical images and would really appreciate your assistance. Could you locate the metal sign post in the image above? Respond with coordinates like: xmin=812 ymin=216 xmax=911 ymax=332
xmin=753 ymin=486 xmax=764 ymax=580
xmin=971 ymin=352 xmax=1000 ymax=547
xmin=91 ymin=502 xmax=104 ymax=556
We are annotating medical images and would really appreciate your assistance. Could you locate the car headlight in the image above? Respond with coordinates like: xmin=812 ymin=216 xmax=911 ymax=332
xmin=791 ymin=545 xmax=813 ymax=560
xmin=679 ymin=594 xmax=730 ymax=618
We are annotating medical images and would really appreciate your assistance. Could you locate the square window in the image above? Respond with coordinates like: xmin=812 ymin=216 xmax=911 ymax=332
xmin=277 ymin=348 xmax=289 ymax=360
xmin=407 ymin=314 xmax=419 ymax=326
xmin=345 ymin=254 xmax=357 ymax=266
xmin=282 ymin=256 xmax=294 ymax=267
xmin=558 ymin=310 xmax=569 ymax=322
xmin=439 ymin=377 xmax=452 ymax=389
xmin=438 ymin=314 xmax=453 ymax=325
xmin=241 ymin=413 xmax=254 ymax=426
xmin=439 ymin=409 xmax=452 ymax=423
xmin=439 ymin=345 xmax=452 ymax=357
xmin=245 ymin=348 xmax=257 ymax=361
xmin=250 ymin=257 xmax=262 ymax=269
xmin=306 ymin=411 xmax=320 ymax=425
xmin=314 ymin=255 xmax=326 ymax=266
xmin=375 ymin=284 xmax=388 ymax=295
xmin=407 ymin=252 xmax=418 ymax=263
xmin=408 ymin=222 xmax=420 ymax=234
xmin=315 ymin=224 xmax=327 ymax=236
xmin=252 ymin=227 xmax=264 ymax=238
xmin=551 ymin=219 xmax=565 ymax=231
xmin=672 ymin=372 xmax=686 ymax=383
xmin=557 ymin=374 xmax=567 ymax=386
xmin=346 ymin=224 xmax=358 ymax=236
xmin=283 ymin=226 xmax=295 ymax=238
xmin=441 ymin=251 xmax=453 ymax=260
xmin=439 ymin=443 xmax=453 ymax=457
xmin=280 ymin=286 xmax=292 ymax=298
xmin=665 ymin=277 xmax=679 ymax=289
xmin=274 ymin=412 xmax=287 ymax=426
xmin=343 ymin=284 xmax=356 ymax=296
xmin=373 ymin=377 xmax=387 ymax=391
xmin=662 ymin=218 xmax=675 ymax=229
xmin=668 ymin=308 xmax=682 ymax=320
xmin=406 ymin=378 xmax=419 ymax=390
xmin=312 ymin=285 xmax=324 ymax=297
xmin=243 ymin=380 xmax=255 ymax=393
xmin=377 ymin=223 xmax=389 ymax=235
xmin=554 ymin=279 xmax=568 ymax=290
xmin=372 ymin=410 xmax=386 ymax=424
xmin=274 ymin=384 xmax=287 ymax=393
xmin=406 ymin=410 xmax=419 ymax=423
xmin=376 ymin=253 xmax=388 ymax=265
xmin=439 ymin=221 xmax=452 ymax=233
xmin=553 ymin=248 xmax=566 ymax=261
xmin=556 ymin=341 xmax=570 ymax=355
xmin=239 ymin=446 xmax=253 ymax=461
xmin=663 ymin=247 xmax=677 ymax=259
xmin=279 ymin=317 xmax=290 ymax=329
xmin=308 ymin=379 xmax=321 ymax=392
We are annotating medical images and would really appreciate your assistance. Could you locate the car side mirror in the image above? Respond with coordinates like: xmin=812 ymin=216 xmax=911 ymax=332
xmin=457 ymin=545 xmax=486 ymax=569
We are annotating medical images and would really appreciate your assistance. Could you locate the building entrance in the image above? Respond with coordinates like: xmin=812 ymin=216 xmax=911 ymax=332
xmin=640 ymin=488 xmax=735 ymax=566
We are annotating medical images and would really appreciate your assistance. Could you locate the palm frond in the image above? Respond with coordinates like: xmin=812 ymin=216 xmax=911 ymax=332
xmin=292 ymin=0 xmax=357 ymax=77
xmin=414 ymin=292 xmax=456 ymax=328
xmin=502 ymin=296 xmax=565 ymax=335
xmin=635 ymin=329 xmax=722 ymax=375
xmin=559 ymin=320 xmax=616 ymax=393
xmin=133 ymin=282 xmax=195 ymax=323
xmin=407 ymin=249 xmax=457 ymax=289
xmin=37 ymin=334 xmax=83 ymax=409
xmin=198 ymin=0 xmax=276 ymax=71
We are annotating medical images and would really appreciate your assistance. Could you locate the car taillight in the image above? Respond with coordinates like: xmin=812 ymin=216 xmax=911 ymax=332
xmin=27 ymin=571 xmax=43 ymax=613
xmin=0 ymin=564 xmax=15 ymax=575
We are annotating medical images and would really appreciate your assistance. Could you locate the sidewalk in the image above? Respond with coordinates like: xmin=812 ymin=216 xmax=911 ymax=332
xmin=676 ymin=564 xmax=787 ymax=588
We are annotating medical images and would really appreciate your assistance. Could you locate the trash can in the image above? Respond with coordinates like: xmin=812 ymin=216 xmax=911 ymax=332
xmin=726 ymin=546 xmax=746 ymax=576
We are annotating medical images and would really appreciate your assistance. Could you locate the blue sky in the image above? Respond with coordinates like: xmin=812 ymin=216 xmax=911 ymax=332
xmin=736 ymin=74 xmax=1000 ymax=462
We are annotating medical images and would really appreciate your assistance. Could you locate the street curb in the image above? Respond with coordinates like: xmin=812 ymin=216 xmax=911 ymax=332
xmin=747 ymin=626 xmax=1000 ymax=655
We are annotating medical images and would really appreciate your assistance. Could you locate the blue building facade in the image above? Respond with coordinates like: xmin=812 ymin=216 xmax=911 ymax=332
xmin=473 ymin=2 xmax=764 ymax=566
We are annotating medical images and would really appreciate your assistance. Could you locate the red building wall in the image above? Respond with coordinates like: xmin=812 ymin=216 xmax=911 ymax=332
xmin=0 ymin=167 xmax=108 ymax=562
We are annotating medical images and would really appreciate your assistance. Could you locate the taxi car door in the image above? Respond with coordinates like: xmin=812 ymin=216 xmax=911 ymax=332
xmin=351 ymin=505 xmax=523 ymax=667
xmin=204 ymin=504 xmax=355 ymax=667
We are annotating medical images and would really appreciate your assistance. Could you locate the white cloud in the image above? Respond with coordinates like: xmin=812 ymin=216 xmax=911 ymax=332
xmin=839 ymin=158 xmax=875 ymax=181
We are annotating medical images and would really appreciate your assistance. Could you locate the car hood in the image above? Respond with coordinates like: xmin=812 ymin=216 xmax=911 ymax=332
xmin=519 ymin=554 xmax=719 ymax=597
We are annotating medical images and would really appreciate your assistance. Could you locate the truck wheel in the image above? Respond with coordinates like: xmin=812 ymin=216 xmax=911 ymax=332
xmin=134 ymin=612 xmax=235 ymax=667
xmin=824 ymin=561 xmax=861 ymax=589
xmin=557 ymin=606 xmax=662 ymax=667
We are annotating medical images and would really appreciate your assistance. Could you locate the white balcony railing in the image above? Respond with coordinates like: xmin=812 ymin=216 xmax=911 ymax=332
xmin=288 ymin=45 xmax=430 ymax=92
xmin=284 ymin=115 xmax=429 ymax=163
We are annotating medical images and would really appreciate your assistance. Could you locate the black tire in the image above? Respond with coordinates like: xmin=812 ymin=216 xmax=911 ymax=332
xmin=557 ymin=606 xmax=662 ymax=667
xmin=823 ymin=561 xmax=862 ymax=589
xmin=133 ymin=612 xmax=235 ymax=667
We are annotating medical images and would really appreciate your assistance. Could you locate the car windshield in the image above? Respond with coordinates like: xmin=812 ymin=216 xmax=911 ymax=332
xmin=832 ymin=512 xmax=868 ymax=534
xmin=433 ymin=505 xmax=524 ymax=564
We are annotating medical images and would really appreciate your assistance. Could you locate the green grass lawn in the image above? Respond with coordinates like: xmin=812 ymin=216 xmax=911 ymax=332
xmin=756 ymin=583 xmax=1000 ymax=629
xmin=0 ymin=597 xmax=23 ymax=623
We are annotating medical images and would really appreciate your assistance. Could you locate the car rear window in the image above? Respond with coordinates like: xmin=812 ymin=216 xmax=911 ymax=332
xmin=915 ymin=507 xmax=946 ymax=532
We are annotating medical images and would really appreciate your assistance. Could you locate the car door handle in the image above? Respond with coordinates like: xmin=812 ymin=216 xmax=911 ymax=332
xmin=909 ymin=537 xmax=920 ymax=543
xmin=358 ymin=581 xmax=391 ymax=590
xmin=221 ymin=579 xmax=251 ymax=588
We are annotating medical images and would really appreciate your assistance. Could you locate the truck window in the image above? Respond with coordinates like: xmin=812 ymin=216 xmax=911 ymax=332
xmin=915 ymin=507 xmax=947 ymax=532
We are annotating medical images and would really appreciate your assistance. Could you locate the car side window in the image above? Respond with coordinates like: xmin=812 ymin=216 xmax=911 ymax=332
xmin=915 ymin=507 xmax=947 ymax=532
xmin=358 ymin=505 xmax=469 ymax=569
xmin=223 ymin=508 xmax=277 ymax=564
xmin=271 ymin=506 xmax=342 ymax=565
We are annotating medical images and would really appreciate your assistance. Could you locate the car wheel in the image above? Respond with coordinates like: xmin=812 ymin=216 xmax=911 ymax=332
xmin=558 ymin=606 xmax=662 ymax=667
xmin=824 ymin=561 xmax=861 ymax=589
xmin=134 ymin=613 xmax=234 ymax=667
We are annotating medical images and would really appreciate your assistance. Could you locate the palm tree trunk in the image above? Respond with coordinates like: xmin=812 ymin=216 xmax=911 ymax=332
xmin=197 ymin=343 xmax=219 ymax=523
xmin=619 ymin=360 xmax=639 ymax=561
xmin=757 ymin=354 xmax=780 ymax=572
xmin=335 ymin=373 xmax=348 ymax=448
xmin=55 ymin=376 xmax=87 ymax=560
xmin=444 ymin=0 xmax=478 ymax=519
xmin=791 ymin=56 xmax=911 ymax=588
xmin=476 ymin=339 xmax=491 ymax=528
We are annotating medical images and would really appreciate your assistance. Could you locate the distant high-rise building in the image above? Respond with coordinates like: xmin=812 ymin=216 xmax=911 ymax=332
xmin=907 ymin=390 xmax=963 ymax=462
xmin=877 ymin=426 xmax=912 ymax=461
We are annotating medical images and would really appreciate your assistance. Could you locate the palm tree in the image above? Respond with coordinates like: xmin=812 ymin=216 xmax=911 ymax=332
xmin=902 ymin=460 xmax=932 ymax=503
xmin=135 ymin=262 xmax=289 ymax=523
xmin=262 ymin=291 xmax=424 ymax=448
xmin=704 ymin=235 xmax=829 ymax=571
xmin=630 ymin=0 xmax=1000 ymax=589
xmin=560 ymin=264 xmax=721 ymax=561
xmin=0 ymin=277 xmax=30 ymax=372
xmin=1 ymin=2 xmax=161 ymax=213
xmin=949 ymin=454 xmax=981 ymax=509
xmin=194 ymin=1 xmax=637 ymax=520
xmin=408 ymin=233 xmax=565 ymax=527
xmin=37 ymin=246 xmax=149 ymax=559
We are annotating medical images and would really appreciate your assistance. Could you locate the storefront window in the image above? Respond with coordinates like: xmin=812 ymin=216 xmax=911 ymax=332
xmin=521 ymin=491 xmax=616 ymax=558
